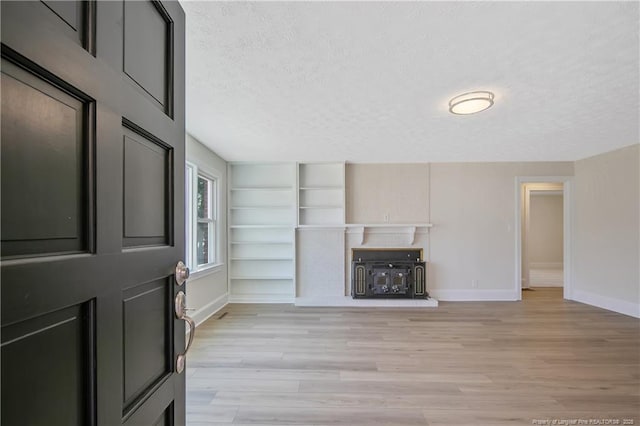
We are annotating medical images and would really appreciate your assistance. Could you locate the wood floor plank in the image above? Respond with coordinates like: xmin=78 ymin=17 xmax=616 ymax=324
xmin=192 ymin=367 xmax=339 ymax=381
xmin=209 ymin=391 xmax=466 ymax=409
xmin=186 ymin=406 xmax=237 ymax=424
xmin=188 ymin=378 xmax=300 ymax=393
xmin=339 ymin=370 xmax=493 ymax=383
xmin=233 ymin=406 xmax=429 ymax=425
xmin=297 ymin=379 xmax=463 ymax=395
xmin=187 ymin=288 xmax=640 ymax=425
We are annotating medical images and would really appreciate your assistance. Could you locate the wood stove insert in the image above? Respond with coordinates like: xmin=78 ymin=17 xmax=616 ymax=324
xmin=351 ymin=249 xmax=428 ymax=299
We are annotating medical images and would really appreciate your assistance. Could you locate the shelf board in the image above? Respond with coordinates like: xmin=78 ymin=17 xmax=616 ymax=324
xmin=231 ymin=186 xmax=293 ymax=191
xmin=230 ymin=206 xmax=292 ymax=210
xmin=299 ymin=186 xmax=343 ymax=190
xmin=230 ymin=276 xmax=293 ymax=280
xmin=230 ymin=241 xmax=292 ymax=245
xmin=299 ymin=205 xmax=343 ymax=209
xmin=231 ymin=257 xmax=293 ymax=261
xmin=346 ymin=223 xmax=433 ymax=228
xmin=230 ymin=225 xmax=293 ymax=229
xmin=297 ymin=224 xmax=346 ymax=229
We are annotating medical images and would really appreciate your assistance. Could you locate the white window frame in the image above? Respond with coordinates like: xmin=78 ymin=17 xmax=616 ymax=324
xmin=186 ymin=161 xmax=222 ymax=277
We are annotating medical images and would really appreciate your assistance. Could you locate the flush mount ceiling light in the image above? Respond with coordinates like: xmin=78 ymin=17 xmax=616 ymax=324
xmin=449 ymin=91 xmax=495 ymax=115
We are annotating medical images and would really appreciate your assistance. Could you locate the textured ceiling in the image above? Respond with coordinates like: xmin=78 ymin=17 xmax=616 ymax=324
xmin=183 ymin=1 xmax=639 ymax=163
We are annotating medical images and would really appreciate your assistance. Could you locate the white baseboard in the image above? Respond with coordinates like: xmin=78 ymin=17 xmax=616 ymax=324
xmin=530 ymin=262 xmax=563 ymax=269
xmin=191 ymin=293 xmax=229 ymax=327
xmin=228 ymin=295 xmax=295 ymax=304
xmin=431 ymin=289 xmax=519 ymax=301
xmin=295 ymin=296 xmax=438 ymax=307
xmin=571 ymin=289 xmax=640 ymax=318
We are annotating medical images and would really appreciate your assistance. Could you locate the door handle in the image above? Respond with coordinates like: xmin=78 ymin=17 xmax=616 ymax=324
xmin=175 ymin=261 xmax=190 ymax=286
xmin=174 ymin=290 xmax=195 ymax=374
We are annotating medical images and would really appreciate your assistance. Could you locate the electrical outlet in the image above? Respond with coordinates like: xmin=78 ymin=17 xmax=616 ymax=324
xmin=383 ymin=213 xmax=390 ymax=223
xmin=471 ymin=279 xmax=478 ymax=288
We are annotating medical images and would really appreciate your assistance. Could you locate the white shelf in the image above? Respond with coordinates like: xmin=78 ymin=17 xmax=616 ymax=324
xmin=229 ymin=225 xmax=293 ymax=229
xmin=230 ymin=186 xmax=293 ymax=191
xmin=230 ymin=276 xmax=293 ymax=280
xmin=230 ymin=206 xmax=292 ymax=210
xmin=229 ymin=162 xmax=297 ymax=303
xmin=299 ymin=186 xmax=343 ymax=190
xmin=230 ymin=241 xmax=292 ymax=245
xmin=231 ymin=242 xmax=293 ymax=259
xmin=231 ymin=257 xmax=293 ymax=261
xmin=347 ymin=223 xmax=433 ymax=228
xmin=297 ymin=225 xmax=347 ymax=229
xmin=298 ymin=162 xmax=345 ymax=226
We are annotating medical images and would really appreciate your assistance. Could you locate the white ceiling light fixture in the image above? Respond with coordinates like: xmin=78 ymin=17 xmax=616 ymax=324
xmin=449 ymin=91 xmax=495 ymax=115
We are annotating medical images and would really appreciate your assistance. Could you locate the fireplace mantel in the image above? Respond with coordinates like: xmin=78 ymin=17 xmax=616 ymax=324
xmin=346 ymin=223 xmax=433 ymax=245
xmin=295 ymin=223 xmax=436 ymax=307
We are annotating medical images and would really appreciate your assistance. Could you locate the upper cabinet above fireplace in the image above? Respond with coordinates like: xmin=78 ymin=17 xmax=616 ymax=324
xmin=297 ymin=162 xmax=345 ymax=227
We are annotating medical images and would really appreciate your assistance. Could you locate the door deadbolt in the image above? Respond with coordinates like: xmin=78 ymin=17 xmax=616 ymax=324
xmin=175 ymin=261 xmax=190 ymax=286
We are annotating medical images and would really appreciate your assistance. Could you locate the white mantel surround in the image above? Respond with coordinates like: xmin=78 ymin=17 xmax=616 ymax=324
xmin=295 ymin=224 xmax=438 ymax=307
xmin=345 ymin=223 xmax=433 ymax=245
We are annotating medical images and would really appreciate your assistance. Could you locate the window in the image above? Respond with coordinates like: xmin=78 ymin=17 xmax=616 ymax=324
xmin=186 ymin=162 xmax=219 ymax=272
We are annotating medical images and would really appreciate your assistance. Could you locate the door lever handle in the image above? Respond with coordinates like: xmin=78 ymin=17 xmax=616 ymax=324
xmin=175 ymin=291 xmax=195 ymax=374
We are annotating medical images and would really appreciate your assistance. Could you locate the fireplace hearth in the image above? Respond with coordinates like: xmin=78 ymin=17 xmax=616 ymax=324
xmin=351 ymin=249 xmax=428 ymax=299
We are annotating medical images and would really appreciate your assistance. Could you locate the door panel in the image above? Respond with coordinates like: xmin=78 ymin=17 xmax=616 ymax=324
xmin=122 ymin=124 xmax=173 ymax=247
xmin=123 ymin=278 xmax=172 ymax=412
xmin=123 ymin=0 xmax=173 ymax=114
xmin=124 ymin=383 xmax=176 ymax=426
xmin=3 ymin=1 xmax=93 ymax=51
xmin=0 ymin=56 xmax=92 ymax=258
xmin=1 ymin=1 xmax=186 ymax=425
xmin=1 ymin=301 xmax=95 ymax=426
xmin=43 ymin=1 xmax=82 ymax=31
xmin=154 ymin=407 xmax=174 ymax=426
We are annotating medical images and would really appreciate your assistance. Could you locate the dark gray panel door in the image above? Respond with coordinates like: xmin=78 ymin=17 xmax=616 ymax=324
xmin=1 ymin=1 xmax=186 ymax=425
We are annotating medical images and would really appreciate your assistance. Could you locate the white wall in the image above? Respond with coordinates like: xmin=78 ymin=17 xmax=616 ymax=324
xmin=429 ymin=162 xmax=573 ymax=300
xmin=346 ymin=163 xmax=430 ymax=224
xmin=572 ymin=144 xmax=639 ymax=318
xmin=215 ymin=151 xmax=639 ymax=317
xmin=528 ymin=193 xmax=563 ymax=267
xmin=300 ymin=161 xmax=573 ymax=302
xmin=186 ymin=133 xmax=228 ymax=325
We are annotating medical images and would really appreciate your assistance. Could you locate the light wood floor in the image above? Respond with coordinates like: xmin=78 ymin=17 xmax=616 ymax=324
xmin=186 ymin=289 xmax=640 ymax=425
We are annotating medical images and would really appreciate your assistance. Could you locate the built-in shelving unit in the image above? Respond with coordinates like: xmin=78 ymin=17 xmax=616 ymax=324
xmin=297 ymin=162 xmax=345 ymax=226
xmin=228 ymin=163 xmax=296 ymax=302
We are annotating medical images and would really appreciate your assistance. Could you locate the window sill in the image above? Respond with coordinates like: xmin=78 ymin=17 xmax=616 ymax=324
xmin=190 ymin=263 xmax=224 ymax=280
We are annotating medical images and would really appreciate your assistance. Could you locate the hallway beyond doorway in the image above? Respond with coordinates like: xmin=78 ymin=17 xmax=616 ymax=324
xmin=530 ymin=268 xmax=564 ymax=287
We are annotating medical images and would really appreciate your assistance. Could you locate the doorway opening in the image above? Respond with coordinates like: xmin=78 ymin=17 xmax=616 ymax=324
xmin=515 ymin=177 xmax=572 ymax=300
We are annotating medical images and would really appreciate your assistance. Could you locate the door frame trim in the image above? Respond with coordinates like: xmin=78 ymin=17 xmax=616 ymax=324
xmin=514 ymin=176 xmax=573 ymax=301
